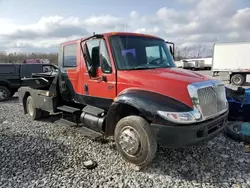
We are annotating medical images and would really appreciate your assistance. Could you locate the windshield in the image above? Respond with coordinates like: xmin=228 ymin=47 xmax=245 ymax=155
xmin=109 ymin=35 xmax=176 ymax=70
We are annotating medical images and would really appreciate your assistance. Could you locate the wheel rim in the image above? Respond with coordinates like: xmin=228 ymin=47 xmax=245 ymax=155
xmin=27 ymin=98 xmax=34 ymax=116
xmin=0 ymin=89 xmax=7 ymax=100
xmin=233 ymin=76 xmax=242 ymax=84
xmin=118 ymin=126 xmax=141 ymax=156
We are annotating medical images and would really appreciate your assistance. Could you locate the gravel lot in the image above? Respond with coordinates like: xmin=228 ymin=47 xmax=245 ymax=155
xmin=1 ymin=71 xmax=250 ymax=188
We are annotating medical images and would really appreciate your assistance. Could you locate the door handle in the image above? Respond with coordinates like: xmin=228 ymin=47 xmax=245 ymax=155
xmin=93 ymin=76 xmax=107 ymax=83
xmin=101 ymin=76 xmax=107 ymax=82
xmin=84 ymin=84 xmax=89 ymax=95
xmin=108 ymin=85 xmax=114 ymax=90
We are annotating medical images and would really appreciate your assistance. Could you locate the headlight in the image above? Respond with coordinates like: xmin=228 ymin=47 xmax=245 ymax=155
xmin=157 ymin=110 xmax=201 ymax=124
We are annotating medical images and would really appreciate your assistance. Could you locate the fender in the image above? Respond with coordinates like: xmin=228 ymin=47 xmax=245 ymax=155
xmin=0 ymin=80 xmax=11 ymax=88
xmin=105 ymin=88 xmax=193 ymax=135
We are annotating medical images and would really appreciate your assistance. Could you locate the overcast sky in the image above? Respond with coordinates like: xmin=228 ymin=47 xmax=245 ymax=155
xmin=0 ymin=0 xmax=249 ymax=53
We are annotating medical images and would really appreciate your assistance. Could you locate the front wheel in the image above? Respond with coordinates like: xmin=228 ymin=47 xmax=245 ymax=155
xmin=0 ymin=86 xmax=11 ymax=102
xmin=114 ymin=115 xmax=157 ymax=167
xmin=26 ymin=96 xmax=42 ymax=120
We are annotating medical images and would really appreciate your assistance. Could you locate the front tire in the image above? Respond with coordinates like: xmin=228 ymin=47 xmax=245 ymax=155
xmin=26 ymin=96 xmax=42 ymax=120
xmin=114 ymin=115 xmax=157 ymax=166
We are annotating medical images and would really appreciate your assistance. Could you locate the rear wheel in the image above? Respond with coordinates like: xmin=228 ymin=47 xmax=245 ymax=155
xmin=0 ymin=86 xmax=11 ymax=102
xmin=26 ymin=96 xmax=42 ymax=120
xmin=114 ymin=115 xmax=157 ymax=167
xmin=231 ymin=74 xmax=246 ymax=86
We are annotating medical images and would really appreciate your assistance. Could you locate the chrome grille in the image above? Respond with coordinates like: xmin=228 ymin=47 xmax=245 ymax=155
xmin=197 ymin=85 xmax=227 ymax=117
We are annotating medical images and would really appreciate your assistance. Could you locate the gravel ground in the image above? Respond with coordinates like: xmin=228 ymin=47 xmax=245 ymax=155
xmin=1 ymin=72 xmax=250 ymax=188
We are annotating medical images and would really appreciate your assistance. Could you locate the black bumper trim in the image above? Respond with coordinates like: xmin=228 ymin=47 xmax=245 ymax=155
xmin=151 ymin=111 xmax=229 ymax=148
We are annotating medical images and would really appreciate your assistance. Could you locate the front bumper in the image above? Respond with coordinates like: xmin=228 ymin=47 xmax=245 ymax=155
xmin=151 ymin=110 xmax=228 ymax=148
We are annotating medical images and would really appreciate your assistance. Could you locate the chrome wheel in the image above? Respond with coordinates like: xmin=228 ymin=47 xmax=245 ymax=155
xmin=114 ymin=116 xmax=158 ymax=166
xmin=231 ymin=74 xmax=245 ymax=85
xmin=0 ymin=88 xmax=7 ymax=100
xmin=25 ymin=96 xmax=42 ymax=120
xmin=27 ymin=98 xmax=34 ymax=116
xmin=118 ymin=126 xmax=141 ymax=156
xmin=233 ymin=76 xmax=242 ymax=85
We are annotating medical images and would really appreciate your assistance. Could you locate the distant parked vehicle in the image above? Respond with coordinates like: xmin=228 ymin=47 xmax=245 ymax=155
xmin=212 ymin=42 xmax=250 ymax=85
xmin=174 ymin=60 xmax=183 ymax=68
xmin=182 ymin=58 xmax=212 ymax=70
xmin=183 ymin=59 xmax=205 ymax=70
xmin=0 ymin=63 xmax=57 ymax=101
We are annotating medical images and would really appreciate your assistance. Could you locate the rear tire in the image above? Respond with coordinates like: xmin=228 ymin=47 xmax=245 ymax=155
xmin=231 ymin=74 xmax=246 ymax=86
xmin=0 ymin=86 xmax=11 ymax=102
xmin=26 ymin=96 xmax=42 ymax=120
xmin=226 ymin=122 xmax=250 ymax=144
xmin=114 ymin=115 xmax=157 ymax=166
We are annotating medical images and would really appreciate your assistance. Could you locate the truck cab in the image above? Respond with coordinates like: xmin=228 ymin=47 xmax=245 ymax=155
xmin=58 ymin=33 xmax=180 ymax=108
xmin=18 ymin=32 xmax=229 ymax=169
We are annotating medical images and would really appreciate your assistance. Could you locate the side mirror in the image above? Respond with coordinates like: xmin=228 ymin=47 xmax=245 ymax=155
xmin=88 ymin=65 xmax=97 ymax=77
xmin=169 ymin=46 xmax=173 ymax=56
xmin=166 ymin=41 xmax=175 ymax=60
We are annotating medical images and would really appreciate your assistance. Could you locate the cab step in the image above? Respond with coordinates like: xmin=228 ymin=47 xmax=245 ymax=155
xmin=54 ymin=118 xmax=103 ymax=140
xmin=57 ymin=105 xmax=81 ymax=114
xmin=82 ymin=105 xmax=105 ymax=117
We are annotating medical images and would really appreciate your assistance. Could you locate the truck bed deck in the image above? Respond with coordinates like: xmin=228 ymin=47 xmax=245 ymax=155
xmin=21 ymin=71 xmax=58 ymax=90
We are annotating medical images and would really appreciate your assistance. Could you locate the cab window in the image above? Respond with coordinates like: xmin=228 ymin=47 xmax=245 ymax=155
xmin=100 ymin=39 xmax=112 ymax=74
xmin=63 ymin=43 xmax=77 ymax=67
xmin=85 ymin=39 xmax=101 ymax=69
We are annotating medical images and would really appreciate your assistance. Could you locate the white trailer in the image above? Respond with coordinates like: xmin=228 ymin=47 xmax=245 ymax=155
xmin=203 ymin=58 xmax=212 ymax=70
xmin=183 ymin=60 xmax=195 ymax=69
xmin=174 ymin=60 xmax=183 ymax=68
xmin=182 ymin=59 xmax=205 ymax=70
xmin=212 ymin=42 xmax=250 ymax=85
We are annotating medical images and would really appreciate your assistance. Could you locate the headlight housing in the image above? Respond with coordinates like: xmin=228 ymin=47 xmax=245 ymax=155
xmin=157 ymin=110 xmax=201 ymax=124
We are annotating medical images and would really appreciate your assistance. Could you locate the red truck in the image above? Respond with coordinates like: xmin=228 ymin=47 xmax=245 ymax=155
xmin=18 ymin=32 xmax=229 ymax=168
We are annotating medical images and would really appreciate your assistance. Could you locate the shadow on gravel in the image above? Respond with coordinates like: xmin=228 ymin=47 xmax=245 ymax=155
xmin=1 ymin=97 xmax=20 ymax=104
xmin=243 ymin=82 xmax=250 ymax=87
xmin=0 ymin=133 xmax=68 ymax=187
xmin=147 ymin=137 xmax=250 ymax=185
xmin=227 ymin=82 xmax=250 ymax=87
xmin=38 ymin=114 xmax=62 ymax=123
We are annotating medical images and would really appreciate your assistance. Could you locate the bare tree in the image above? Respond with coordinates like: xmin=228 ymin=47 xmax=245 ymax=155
xmin=192 ymin=45 xmax=206 ymax=58
xmin=174 ymin=45 xmax=211 ymax=60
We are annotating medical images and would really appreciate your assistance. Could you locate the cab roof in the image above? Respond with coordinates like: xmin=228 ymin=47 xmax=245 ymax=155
xmin=60 ymin=32 xmax=163 ymax=46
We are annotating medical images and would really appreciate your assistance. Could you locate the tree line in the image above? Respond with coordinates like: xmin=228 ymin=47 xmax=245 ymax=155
xmin=174 ymin=45 xmax=213 ymax=60
xmin=0 ymin=52 xmax=58 ymax=65
xmin=0 ymin=45 xmax=212 ymax=64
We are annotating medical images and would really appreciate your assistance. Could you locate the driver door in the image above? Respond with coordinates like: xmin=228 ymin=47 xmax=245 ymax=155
xmin=82 ymin=38 xmax=116 ymax=109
